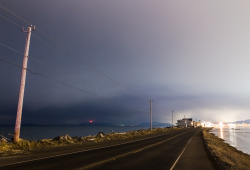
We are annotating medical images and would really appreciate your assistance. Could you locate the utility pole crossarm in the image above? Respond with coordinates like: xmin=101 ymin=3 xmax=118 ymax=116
xmin=14 ymin=25 xmax=35 ymax=142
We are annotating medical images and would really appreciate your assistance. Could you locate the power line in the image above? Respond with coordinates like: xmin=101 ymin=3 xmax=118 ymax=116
xmin=27 ymin=69 xmax=100 ymax=98
xmin=0 ymin=41 xmax=149 ymax=111
xmin=0 ymin=42 xmax=23 ymax=55
xmin=0 ymin=13 xmax=54 ymax=51
xmin=0 ymin=14 xmax=22 ymax=28
xmin=0 ymin=57 xmax=22 ymax=68
xmin=0 ymin=5 xmax=31 ymax=25
xmin=32 ymin=33 xmax=57 ymax=50
xmin=0 ymin=42 xmax=63 ymax=73
xmin=0 ymin=14 xmax=61 ymax=71
xmin=36 ymin=29 xmax=145 ymax=98
xmin=0 ymin=5 xmax=149 ymax=100
xmin=0 ymin=56 xmax=99 ymax=98
xmin=0 ymin=56 xmax=149 ymax=113
xmin=0 ymin=6 xmax=151 ymax=112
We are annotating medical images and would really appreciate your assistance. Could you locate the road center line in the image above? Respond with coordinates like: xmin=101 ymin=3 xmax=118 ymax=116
xmin=77 ymin=131 xmax=188 ymax=170
xmin=0 ymin=130 xmax=184 ymax=167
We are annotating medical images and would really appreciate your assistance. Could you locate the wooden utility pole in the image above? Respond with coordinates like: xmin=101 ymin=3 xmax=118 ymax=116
xmin=150 ymin=99 xmax=152 ymax=131
xmin=172 ymin=110 xmax=174 ymax=128
xmin=14 ymin=25 xmax=35 ymax=142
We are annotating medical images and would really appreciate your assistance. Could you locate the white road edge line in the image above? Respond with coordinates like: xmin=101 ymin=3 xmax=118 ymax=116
xmin=169 ymin=137 xmax=192 ymax=170
xmin=0 ymin=130 xmax=184 ymax=167
xmin=77 ymin=131 xmax=187 ymax=170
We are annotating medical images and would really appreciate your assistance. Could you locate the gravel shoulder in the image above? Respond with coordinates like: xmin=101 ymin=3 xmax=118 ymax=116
xmin=174 ymin=128 xmax=216 ymax=170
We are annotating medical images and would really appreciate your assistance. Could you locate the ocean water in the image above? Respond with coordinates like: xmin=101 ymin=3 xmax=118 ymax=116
xmin=211 ymin=127 xmax=250 ymax=155
xmin=0 ymin=125 xmax=154 ymax=140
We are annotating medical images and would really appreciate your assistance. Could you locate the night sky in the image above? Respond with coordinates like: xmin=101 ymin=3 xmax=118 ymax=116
xmin=1 ymin=0 xmax=250 ymax=125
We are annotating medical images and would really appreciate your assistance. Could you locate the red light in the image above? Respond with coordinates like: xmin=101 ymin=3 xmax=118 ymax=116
xmin=89 ymin=120 xmax=93 ymax=123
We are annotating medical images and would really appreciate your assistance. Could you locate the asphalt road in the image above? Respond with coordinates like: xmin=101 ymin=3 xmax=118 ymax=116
xmin=0 ymin=128 xmax=198 ymax=170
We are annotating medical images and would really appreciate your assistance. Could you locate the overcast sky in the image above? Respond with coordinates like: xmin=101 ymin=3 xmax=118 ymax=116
xmin=1 ymin=0 xmax=250 ymax=125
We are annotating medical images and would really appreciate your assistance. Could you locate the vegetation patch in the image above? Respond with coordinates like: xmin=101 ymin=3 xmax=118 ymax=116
xmin=0 ymin=127 xmax=180 ymax=156
xmin=202 ymin=128 xmax=250 ymax=170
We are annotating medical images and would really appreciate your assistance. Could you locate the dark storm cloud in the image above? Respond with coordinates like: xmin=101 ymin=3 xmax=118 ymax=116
xmin=1 ymin=0 xmax=250 ymax=124
xmin=2 ymin=96 xmax=148 ymax=125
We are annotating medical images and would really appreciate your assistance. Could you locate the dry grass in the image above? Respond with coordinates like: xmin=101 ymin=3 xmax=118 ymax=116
xmin=0 ymin=127 xmax=180 ymax=156
xmin=202 ymin=128 xmax=250 ymax=170
xmin=0 ymin=139 xmax=67 ymax=156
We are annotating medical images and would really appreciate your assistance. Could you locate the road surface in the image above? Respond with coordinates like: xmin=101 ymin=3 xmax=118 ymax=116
xmin=0 ymin=128 xmax=216 ymax=170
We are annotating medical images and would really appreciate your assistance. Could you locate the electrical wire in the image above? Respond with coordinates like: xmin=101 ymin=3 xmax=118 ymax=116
xmin=0 ymin=14 xmax=52 ymax=51
xmin=0 ymin=42 xmax=63 ymax=73
xmin=0 ymin=4 xmax=149 ymax=100
xmin=0 ymin=42 xmax=23 ymax=55
xmin=0 ymin=57 xmax=22 ymax=69
xmin=0 ymin=56 xmax=99 ymax=97
xmin=0 ymin=13 xmax=150 ymax=111
xmin=0 ymin=14 xmax=22 ymax=28
xmin=35 ymin=29 xmax=145 ymax=98
xmin=0 ymin=56 xmax=149 ymax=113
xmin=0 ymin=6 xmax=151 ymax=112
xmin=0 ymin=5 xmax=31 ymax=25
xmin=0 ymin=41 xmax=149 ymax=111
xmin=32 ymin=34 xmax=57 ymax=50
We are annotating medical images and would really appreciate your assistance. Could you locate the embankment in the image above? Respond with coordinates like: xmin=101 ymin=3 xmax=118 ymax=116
xmin=0 ymin=127 xmax=180 ymax=156
xmin=202 ymin=128 xmax=250 ymax=169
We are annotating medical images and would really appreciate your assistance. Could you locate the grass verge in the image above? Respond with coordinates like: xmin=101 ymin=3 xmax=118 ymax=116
xmin=202 ymin=128 xmax=250 ymax=169
xmin=0 ymin=127 xmax=180 ymax=156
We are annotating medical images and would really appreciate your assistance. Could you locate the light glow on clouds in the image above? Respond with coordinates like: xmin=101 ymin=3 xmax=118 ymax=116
xmin=0 ymin=0 xmax=250 ymax=124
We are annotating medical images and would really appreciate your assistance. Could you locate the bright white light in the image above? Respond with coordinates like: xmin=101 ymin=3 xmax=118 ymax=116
xmin=200 ymin=121 xmax=213 ymax=127
xmin=228 ymin=123 xmax=236 ymax=127
xmin=213 ymin=122 xmax=224 ymax=128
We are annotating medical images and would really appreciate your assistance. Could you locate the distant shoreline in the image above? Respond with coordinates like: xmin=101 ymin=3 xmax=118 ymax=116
xmin=211 ymin=126 xmax=250 ymax=155
xmin=0 ymin=122 xmax=172 ymax=127
xmin=0 ymin=127 xmax=178 ymax=157
xmin=0 ymin=124 xmax=170 ymax=141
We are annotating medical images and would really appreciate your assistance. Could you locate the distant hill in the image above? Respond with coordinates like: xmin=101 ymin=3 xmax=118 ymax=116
xmin=79 ymin=122 xmax=172 ymax=127
xmin=79 ymin=122 xmax=115 ymax=126
xmin=233 ymin=119 xmax=250 ymax=124
xmin=135 ymin=122 xmax=172 ymax=127
xmin=1 ymin=122 xmax=172 ymax=127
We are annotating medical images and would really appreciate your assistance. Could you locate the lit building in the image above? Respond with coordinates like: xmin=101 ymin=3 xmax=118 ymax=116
xmin=177 ymin=118 xmax=193 ymax=127
xmin=194 ymin=121 xmax=202 ymax=127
